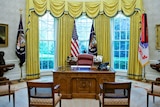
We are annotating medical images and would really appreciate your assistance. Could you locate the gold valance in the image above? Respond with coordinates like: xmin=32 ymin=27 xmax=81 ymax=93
xmin=27 ymin=0 xmax=143 ymax=18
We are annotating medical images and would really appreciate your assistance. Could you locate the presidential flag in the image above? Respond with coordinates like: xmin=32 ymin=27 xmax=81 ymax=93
xmin=71 ymin=20 xmax=79 ymax=57
xmin=16 ymin=13 xmax=25 ymax=67
xmin=88 ymin=24 xmax=97 ymax=56
xmin=138 ymin=13 xmax=149 ymax=66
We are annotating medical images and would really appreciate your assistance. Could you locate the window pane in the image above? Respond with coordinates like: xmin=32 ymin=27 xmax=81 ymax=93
xmin=114 ymin=19 xmax=120 ymax=30
xmin=114 ymin=41 xmax=119 ymax=50
xmin=114 ymin=51 xmax=119 ymax=57
xmin=121 ymin=31 xmax=126 ymax=39
xmin=114 ymin=61 xmax=119 ymax=69
xmin=120 ymin=61 xmax=126 ymax=69
xmin=120 ymin=41 xmax=125 ymax=50
xmin=79 ymin=41 xmax=88 ymax=53
xmin=114 ymin=32 xmax=120 ymax=40
xmin=121 ymin=19 xmax=128 ymax=30
xmin=120 ymin=51 xmax=125 ymax=57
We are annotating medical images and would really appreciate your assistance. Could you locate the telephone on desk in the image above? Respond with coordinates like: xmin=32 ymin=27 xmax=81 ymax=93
xmin=97 ymin=62 xmax=109 ymax=71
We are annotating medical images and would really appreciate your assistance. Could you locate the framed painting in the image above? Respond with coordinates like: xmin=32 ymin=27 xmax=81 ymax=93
xmin=0 ymin=24 xmax=8 ymax=47
xmin=156 ymin=24 xmax=160 ymax=49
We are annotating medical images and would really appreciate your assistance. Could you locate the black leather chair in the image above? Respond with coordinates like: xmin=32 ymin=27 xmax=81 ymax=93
xmin=77 ymin=54 xmax=94 ymax=66
xmin=147 ymin=78 xmax=160 ymax=107
xmin=0 ymin=51 xmax=15 ymax=77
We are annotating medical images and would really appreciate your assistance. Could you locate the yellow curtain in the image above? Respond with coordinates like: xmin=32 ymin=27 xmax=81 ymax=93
xmin=68 ymin=2 xmax=83 ymax=18
xmin=103 ymin=0 xmax=119 ymax=17
xmin=50 ymin=1 xmax=65 ymax=17
xmin=85 ymin=2 xmax=101 ymax=18
xmin=128 ymin=11 xmax=142 ymax=80
xmin=25 ymin=0 xmax=143 ymax=79
xmin=58 ymin=15 xmax=74 ymax=67
xmin=95 ymin=14 xmax=111 ymax=63
xmin=25 ymin=11 xmax=40 ymax=79
xmin=121 ymin=0 xmax=137 ymax=16
xmin=27 ymin=0 xmax=142 ymax=18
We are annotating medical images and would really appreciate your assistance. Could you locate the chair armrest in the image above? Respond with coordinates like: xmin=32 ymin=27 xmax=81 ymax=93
xmin=99 ymin=84 xmax=103 ymax=95
xmin=54 ymin=84 xmax=61 ymax=96
xmin=152 ymin=81 xmax=160 ymax=85
xmin=54 ymin=84 xmax=60 ymax=90
xmin=151 ymin=81 xmax=160 ymax=93
xmin=0 ymin=77 xmax=7 ymax=80
xmin=0 ymin=64 xmax=15 ymax=72
xmin=0 ymin=79 xmax=10 ymax=84
xmin=99 ymin=84 xmax=103 ymax=90
xmin=0 ymin=64 xmax=15 ymax=68
xmin=0 ymin=65 xmax=15 ymax=77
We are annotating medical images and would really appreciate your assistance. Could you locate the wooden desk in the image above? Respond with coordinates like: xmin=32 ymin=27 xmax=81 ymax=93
xmin=53 ymin=66 xmax=115 ymax=99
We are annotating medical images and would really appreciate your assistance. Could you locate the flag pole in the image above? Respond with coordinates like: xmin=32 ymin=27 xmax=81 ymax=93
xmin=19 ymin=67 xmax=24 ymax=82
xmin=18 ymin=8 xmax=24 ymax=82
xmin=142 ymin=66 xmax=146 ymax=82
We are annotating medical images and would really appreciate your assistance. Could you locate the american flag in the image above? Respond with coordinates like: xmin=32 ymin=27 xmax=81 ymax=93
xmin=138 ymin=13 xmax=149 ymax=66
xmin=71 ymin=21 xmax=79 ymax=57
xmin=16 ymin=13 xmax=25 ymax=67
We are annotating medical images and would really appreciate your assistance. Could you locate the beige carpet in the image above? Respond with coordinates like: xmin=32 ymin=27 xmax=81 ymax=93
xmin=1 ymin=76 xmax=160 ymax=107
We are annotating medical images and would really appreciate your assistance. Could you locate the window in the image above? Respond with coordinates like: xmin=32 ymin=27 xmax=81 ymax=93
xmin=75 ymin=15 xmax=92 ymax=53
xmin=111 ymin=13 xmax=130 ymax=71
xmin=39 ymin=12 xmax=57 ymax=71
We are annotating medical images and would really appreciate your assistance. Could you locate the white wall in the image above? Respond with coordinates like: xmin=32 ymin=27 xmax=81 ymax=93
xmin=0 ymin=0 xmax=26 ymax=80
xmin=0 ymin=0 xmax=160 ymax=80
xmin=143 ymin=0 xmax=160 ymax=80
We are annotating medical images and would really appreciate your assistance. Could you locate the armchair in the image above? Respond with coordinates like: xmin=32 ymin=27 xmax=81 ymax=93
xmin=147 ymin=77 xmax=160 ymax=107
xmin=77 ymin=54 xmax=94 ymax=66
xmin=0 ymin=77 xmax=15 ymax=107
xmin=0 ymin=51 xmax=15 ymax=77
xmin=27 ymin=81 xmax=62 ymax=107
xmin=99 ymin=82 xmax=132 ymax=107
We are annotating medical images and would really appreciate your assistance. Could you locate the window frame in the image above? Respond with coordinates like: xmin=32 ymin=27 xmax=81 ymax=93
xmin=39 ymin=12 xmax=58 ymax=71
xmin=75 ymin=14 xmax=93 ymax=54
xmin=111 ymin=13 xmax=130 ymax=72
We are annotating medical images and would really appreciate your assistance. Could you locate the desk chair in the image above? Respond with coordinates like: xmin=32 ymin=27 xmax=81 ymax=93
xmin=27 ymin=81 xmax=62 ymax=107
xmin=0 ymin=77 xmax=15 ymax=107
xmin=77 ymin=54 xmax=94 ymax=66
xmin=99 ymin=82 xmax=132 ymax=107
xmin=147 ymin=78 xmax=160 ymax=107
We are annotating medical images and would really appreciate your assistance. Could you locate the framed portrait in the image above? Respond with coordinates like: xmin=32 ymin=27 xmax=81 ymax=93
xmin=0 ymin=24 xmax=8 ymax=47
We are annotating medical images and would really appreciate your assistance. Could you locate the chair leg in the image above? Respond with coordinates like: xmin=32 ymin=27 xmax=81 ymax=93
xmin=9 ymin=94 xmax=11 ymax=102
xmin=13 ymin=93 xmax=15 ymax=107
xmin=147 ymin=94 xmax=149 ymax=107
xmin=153 ymin=96 xmax=155 ymax=103
xmin=59 ymin=99 xmax=61 ymax=107
xmin=99 ymin=100 xmax=101 ymax=107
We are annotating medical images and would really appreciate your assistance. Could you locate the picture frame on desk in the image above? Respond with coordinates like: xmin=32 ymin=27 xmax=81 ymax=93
xmin=0 ymin=24 xmax=8 ymax=47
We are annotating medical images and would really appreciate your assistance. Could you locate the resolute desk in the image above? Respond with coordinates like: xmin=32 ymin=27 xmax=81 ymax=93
xmin=53 ymin=66 xmax=115 ymax=99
